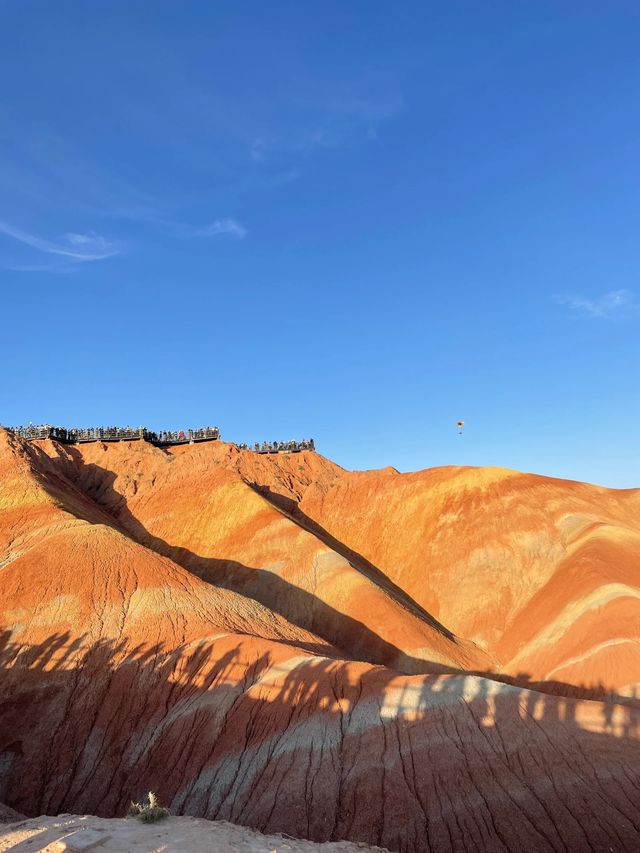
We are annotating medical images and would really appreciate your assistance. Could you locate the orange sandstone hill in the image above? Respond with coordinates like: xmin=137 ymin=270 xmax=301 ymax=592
xmin=0 ymin=428 xmax=639 ymax=852
xmin=290 ymin=465 xmax=640 ymax=697
xmin=31 ymin=435 xmax=489 ymax=674
xmin=219 ymin=451 xmax=640 ymax=698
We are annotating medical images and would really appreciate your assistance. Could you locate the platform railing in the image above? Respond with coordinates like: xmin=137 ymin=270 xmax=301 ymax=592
xmin=7 ymin=425 xmax=220 ymax=446
xmin=242 ymin=439 xmax=316 ymax=454
xmin=6 ymin=426 xmax=316 ymax=453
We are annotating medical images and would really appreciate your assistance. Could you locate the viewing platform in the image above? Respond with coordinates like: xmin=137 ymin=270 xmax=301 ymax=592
xmin=237 ymin=439 xmax=316 ymax=454
xmin=8 ymin=425 xmax=221 ymax=446
xmin=6 ymin=425 xmax=316 ymax=454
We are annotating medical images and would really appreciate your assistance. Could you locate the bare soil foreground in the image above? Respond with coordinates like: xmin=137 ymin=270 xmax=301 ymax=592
xmin=0 ymin=814 xmax=387 ymax=852
xmin=1 ymin=429 xmax=639 ymax=851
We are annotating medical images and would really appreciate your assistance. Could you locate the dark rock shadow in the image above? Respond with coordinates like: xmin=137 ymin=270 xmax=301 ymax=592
xmin=42 ymin=450 xmax=451 ymax=674
xmin=247 ymin=483 xmax=455 ymax=638
xmin=0 ymin=630 xmax=639 ymax=853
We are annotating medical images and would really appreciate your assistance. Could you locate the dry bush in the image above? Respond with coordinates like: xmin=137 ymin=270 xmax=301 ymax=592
xmin=127 ymin=791 xmax=170 ymax=822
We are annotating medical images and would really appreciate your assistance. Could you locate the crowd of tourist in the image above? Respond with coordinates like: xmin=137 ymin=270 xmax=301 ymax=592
xmin=8 ymin=424 xmax=221 ymax=444
xmin=237 ymin=439 xmax=316 ymax=453
xmin=149 ymin=427 xmax=221 ymax=444
xmin=72 ymin=426 xmax=146 ymax=442
xmin=7 ymin=425 xmax=316 ymax=454
xmin=11 ymin=425 xmax=70 ymax=441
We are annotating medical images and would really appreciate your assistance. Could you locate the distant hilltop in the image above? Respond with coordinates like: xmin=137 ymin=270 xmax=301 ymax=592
xmin=6 ymin=424 xmax=315 ymax=454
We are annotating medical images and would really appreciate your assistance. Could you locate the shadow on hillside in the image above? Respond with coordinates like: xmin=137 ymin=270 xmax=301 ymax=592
xmin=44 ymin=452 xmax=457 ymax=675
xmin=37 ymin=449 xmax=640 ymax=703
xmin=16 ymin=441 xmax=640 ymax=708
xmin=0 ymin=629 xmax=639 ymax=853
xmin=247 ymin=483 xmax=455 ymax=636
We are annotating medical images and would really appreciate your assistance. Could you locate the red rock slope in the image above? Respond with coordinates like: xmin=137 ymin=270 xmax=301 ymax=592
xmin=264 ymin=462 xmax=640 ymax=698
xmin=1 ymin=430 xmax=639 ymax=852
xmin=33 ymin=437 xmax=490 ymax=675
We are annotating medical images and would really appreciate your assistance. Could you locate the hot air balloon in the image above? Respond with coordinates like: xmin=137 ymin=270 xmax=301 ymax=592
xmin=457 ymin=420 xmax=464 ymax=434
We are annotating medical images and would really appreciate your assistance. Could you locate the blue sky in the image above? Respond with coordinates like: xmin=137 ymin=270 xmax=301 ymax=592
xmin=1 ymin=2 xmax=639 ymax=486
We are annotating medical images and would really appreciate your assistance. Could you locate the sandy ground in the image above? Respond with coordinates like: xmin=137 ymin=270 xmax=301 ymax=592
xmin=0 ymin=814 xmax=389 ymax=853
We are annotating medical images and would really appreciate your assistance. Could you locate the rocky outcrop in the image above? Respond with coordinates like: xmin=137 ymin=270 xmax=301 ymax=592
xmin=0 ymin=802 xmax=24 ymax=824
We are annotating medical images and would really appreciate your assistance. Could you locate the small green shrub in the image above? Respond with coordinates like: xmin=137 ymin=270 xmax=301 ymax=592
xmin=127 ymin=791 xmax=170 ymax=823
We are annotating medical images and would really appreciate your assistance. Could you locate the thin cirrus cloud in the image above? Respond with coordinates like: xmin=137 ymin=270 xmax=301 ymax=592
xmin=556 ymin=290 xmax=638 ymax=319
xmin=0 ymin=220 xmax=119 ymax=263
xmin=193 ymin=218 xmax=247 ymax=239
xmin=249 ymin=86 xmax=404 ymax=162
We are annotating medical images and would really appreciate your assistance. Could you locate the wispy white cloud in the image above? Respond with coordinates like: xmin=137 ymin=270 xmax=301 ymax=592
xmin=193 ymin=218 xmax=247 ymax=239
xmin=0 ymin=112 xmax=162 ymax=224
xmin=248 ymin=85 xmax=403 ymax=162
xmin=556 ymin=289 xmax=638 ymax=319
xmin=0 ymin=221 xmax=119 ymax=262
xmin=7 ymin=262 xmax=83 ymax=274
xmin=63 ymin=231 xmax=112 ymax=249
